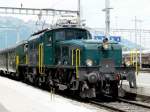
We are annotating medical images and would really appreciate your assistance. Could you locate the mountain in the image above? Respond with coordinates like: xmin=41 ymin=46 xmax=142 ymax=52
xmin=0 ymin=16 xmax=47 ymax=49
xmin=0 ymin=16 xmax=142 ymax=51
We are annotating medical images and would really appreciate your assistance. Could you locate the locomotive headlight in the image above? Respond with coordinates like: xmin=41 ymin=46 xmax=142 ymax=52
xmin=103 ymin=43 xmax=109 ymax=50
xmin=125 ymin=61 xmax=131 ymax=67
xmin=86 ymin=59 xmax=93 ymax=66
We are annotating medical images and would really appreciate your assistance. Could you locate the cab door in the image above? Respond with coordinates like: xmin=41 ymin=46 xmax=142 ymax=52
xmin=43 ymin=32 xmax=53 ymax=65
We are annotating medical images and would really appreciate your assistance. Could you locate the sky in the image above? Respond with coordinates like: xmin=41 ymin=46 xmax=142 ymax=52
xmin=0 ymin=0 xmax=150 ymax=48
xmin=0 ymin=0 xmax=150 ymax=29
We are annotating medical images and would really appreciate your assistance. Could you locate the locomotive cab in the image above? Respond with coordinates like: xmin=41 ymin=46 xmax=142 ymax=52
xmin=50 ymin=27 xmax=136 ymax=98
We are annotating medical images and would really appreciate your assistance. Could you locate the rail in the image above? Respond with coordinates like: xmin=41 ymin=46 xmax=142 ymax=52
xmin=89 ymin=96 xmax=150 ymax=112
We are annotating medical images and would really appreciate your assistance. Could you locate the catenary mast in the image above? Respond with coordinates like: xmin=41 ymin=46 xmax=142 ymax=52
xmin=103 ymin=0 xmax=113 ymax=39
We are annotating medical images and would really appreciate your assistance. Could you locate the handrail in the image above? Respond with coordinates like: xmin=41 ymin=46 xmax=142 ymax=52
xmin=72 ymin=49 xmax=74 ymax=66
xmin=38 ymin=43 xmax=44 ymax=74
xmin=135 ymin=49 xmax=138 ymax=75
xmin=130 ymin=50 xmax=133 ymax=65
xmin=16 ymin=55 xmax=19 ymax=71
xmin=76 ymin=49 xmax=80 ymax=79
xmin=25 ymin=54 xmax=28 ymax=64
xmin=130 ymin=49 xmax=139 ymax=75
xmin=71 ymin=49 xmax=81 ymax=79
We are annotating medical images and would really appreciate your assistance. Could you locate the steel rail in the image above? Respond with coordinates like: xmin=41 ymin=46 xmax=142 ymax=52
xmin=89 ymin=95 xmax=150 ymax=112
xmin=90 ymin=100 xmax=126 ymax=112
xmin=117 ymin=98 xmax=150 ymax=110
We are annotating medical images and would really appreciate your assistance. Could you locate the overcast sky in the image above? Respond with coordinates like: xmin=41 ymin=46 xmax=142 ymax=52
xmin=0 ymin=0 xmax=150 ymax=29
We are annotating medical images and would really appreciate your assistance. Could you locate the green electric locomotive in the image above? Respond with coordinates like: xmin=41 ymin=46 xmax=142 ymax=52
xmin=0 ymin=26 xmax=136 ymax=98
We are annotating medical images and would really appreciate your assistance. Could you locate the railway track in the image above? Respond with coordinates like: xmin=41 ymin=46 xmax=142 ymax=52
xmin=89 ymin=97 xmax=150 ymax=112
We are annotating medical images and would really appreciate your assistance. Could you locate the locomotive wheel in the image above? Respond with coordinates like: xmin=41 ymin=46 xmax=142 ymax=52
xmin=0 ymin=71 xmax=4 ymax=76
xmin=47 ymin=76 xmax=54 ymax=89
xmin=15 ymin=73 xmax=20 ymax=81
xmin=110 ymin=82 xmax=118 ymax=98
xmin=34 ymin=76 xmax=39 ymax=87
xmin=37 ymin=76 xmax=45 ymax=88
xmin=38 ymin=79 xmax=42 ymax=87
xmin=22 ymin=72 xmax=28 ymax=83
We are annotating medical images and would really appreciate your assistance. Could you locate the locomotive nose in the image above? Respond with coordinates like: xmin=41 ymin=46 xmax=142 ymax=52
xmin=88 ymin=72 xmax=98 ymax=83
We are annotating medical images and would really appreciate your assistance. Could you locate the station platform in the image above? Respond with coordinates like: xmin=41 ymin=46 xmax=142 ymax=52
xmin=0 ymin=76 xmax=108 ymax=112
xmin=122 ymin=72 xmax=150 ymax=97
xmin=0 ymin=103 xmax=9 ymax=112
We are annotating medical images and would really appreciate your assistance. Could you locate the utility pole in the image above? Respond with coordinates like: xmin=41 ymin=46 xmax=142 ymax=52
xmin=139 ymin=28 xmax=142 ymax=69
xmin=133 ymin=16 xmax=143 ymax=69
xmin=78 ymin=0 xmax=81 ymax=25
xmin=134 ymin=16 xmax=137 ymax=46
xmin=102 ymin=0 xmax=113 ymax=39
xmin=133 ymin=16 xmax=142 ymax=47
xmin=139 ymin=20 xmax=143 ymax=69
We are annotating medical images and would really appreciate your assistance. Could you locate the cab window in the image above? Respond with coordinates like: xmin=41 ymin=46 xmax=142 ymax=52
xmin=55 ymin=29 xmax=92 ymax=41
xmin=55 ymin=31 xmax=65 ymax=41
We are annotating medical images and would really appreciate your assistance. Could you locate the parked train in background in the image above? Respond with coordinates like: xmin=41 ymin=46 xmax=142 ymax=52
xmin=0 ymin=25 xmax=137 ymax=98
xmin=123 ymin=50 xmax=150 ymax=68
